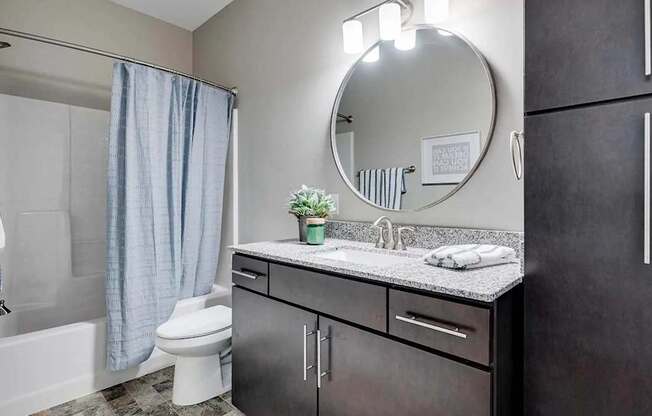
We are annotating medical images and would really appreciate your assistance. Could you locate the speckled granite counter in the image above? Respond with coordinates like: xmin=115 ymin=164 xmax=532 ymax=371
xmin=230 ymin=238 xmax=522 ymax=303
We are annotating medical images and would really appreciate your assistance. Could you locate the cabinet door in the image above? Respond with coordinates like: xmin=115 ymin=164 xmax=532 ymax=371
xmin=526 ymin=0 xmax=652 ymax=112
xmin=232 ymin=287 xmax=318 ymax=416
xmin=525 ymin=99 xmax=652 ymax=415
xmin=318 ymin=317 xmax=490 ymax=416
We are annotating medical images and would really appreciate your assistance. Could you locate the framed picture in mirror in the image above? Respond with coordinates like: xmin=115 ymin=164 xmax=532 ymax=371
xmin=420 ymin=131 xmax=481 ymax=185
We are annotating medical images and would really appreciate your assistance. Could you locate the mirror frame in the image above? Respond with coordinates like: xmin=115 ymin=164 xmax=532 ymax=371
xmin=330 ymin=24 xmax=496 ymax=212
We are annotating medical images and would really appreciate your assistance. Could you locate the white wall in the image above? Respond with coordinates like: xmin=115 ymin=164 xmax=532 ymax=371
xmin=0 ymin=0 xmax=193 ymax=110
xmin=0 ymin=93 xmax=107 ymax=319
xmin=193 ymin=0 xmax=524 ymax=263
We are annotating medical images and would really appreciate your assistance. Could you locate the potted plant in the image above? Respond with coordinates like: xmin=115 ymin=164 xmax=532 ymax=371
xmin=288 ymin=185 xmax=336 ymax=242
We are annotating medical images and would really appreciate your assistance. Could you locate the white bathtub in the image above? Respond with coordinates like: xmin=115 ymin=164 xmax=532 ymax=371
xmin=0 ymin=284 xmax=231 ymax=416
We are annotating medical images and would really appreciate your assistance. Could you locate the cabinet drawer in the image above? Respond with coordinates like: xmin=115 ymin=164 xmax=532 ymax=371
xmin=269 ymin=264 xmax=386 ymax=332
xmin=232 ymin=254 xmax=269 ymax=294
xmin=389 ymin=289 xmax=490 ymax=365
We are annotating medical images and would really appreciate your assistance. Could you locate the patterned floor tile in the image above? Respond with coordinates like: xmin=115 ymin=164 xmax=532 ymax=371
xmin=101 ymin=385 xmax=129 ymax=402
xmin=151 ymin=380 xmax=174 ymax=401
xmin=40 ymin=367 xmax=242 ymax=416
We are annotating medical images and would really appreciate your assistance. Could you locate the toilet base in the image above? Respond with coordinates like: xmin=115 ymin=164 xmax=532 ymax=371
xmin=172 ymin=354 xmax=229 ymax=406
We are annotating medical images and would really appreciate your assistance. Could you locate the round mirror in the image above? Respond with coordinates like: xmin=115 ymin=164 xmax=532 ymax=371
xmin=331 ymin=25 xmax=495 ymax=211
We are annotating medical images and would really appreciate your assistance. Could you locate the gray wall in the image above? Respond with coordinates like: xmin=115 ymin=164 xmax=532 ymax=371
xmin=0 ymin=0 xmax=193 ymax=110
xmin=193 ymin=0 xmax=523 ymax=283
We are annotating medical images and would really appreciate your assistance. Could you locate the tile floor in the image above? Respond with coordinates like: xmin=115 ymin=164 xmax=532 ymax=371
xmin=32 ymin=367 xmax=243 ymax=416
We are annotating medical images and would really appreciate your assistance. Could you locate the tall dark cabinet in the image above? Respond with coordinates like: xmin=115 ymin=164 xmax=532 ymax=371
xmin=525 ymin=1 xmax=652 ymax=415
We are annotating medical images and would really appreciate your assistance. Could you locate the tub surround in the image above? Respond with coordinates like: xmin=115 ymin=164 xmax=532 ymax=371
xmin=231 ymin=238 xmax=522 ymax=302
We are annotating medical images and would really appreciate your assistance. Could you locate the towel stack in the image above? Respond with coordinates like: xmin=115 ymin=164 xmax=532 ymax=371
xmin=423 ymin=244 xmax=517 ymax=270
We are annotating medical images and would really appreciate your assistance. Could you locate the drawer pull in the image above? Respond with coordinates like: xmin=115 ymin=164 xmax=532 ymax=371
xmin=233 ymin=269 xmax=264 ymax=280
xmin=646 ymin=0 xmax=651 ymax=76
xmin=395 ymin=314 xmax=468 ymax=339
xmin=646 ymin=112 xmax=651 ymax=265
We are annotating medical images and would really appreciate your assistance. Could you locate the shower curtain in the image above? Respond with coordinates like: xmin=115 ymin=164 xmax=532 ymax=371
xmin=105 ymin=62 xmax=233 ymax=370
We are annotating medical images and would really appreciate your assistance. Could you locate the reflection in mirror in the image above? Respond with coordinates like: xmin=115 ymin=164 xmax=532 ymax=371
xmin=332 ymin=26 xmax=495 ymax=211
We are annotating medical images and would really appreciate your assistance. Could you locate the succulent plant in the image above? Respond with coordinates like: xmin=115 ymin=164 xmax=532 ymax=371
xmin=288 ymin=185 xmax=335 ymax=219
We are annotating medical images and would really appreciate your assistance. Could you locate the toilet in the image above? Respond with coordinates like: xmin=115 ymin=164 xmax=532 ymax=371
xmin=155 ymin=305 xmax=232 ymax=406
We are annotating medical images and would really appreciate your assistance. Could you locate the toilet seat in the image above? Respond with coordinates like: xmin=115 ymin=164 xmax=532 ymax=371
xmin=157 ymin=305 xmax=231 ymax=340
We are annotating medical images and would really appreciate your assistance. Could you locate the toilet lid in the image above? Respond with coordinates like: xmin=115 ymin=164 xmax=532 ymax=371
xmin=156 ymin=305 xmax=232 ymax=340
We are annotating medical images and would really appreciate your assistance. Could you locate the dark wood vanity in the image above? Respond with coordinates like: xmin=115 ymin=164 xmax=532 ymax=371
xmin=231 ymin=253 xmax=522 ymax=416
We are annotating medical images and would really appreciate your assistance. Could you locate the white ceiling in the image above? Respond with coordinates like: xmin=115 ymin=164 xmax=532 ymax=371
xmin=109 ymin=0 xmax=234 ymax=31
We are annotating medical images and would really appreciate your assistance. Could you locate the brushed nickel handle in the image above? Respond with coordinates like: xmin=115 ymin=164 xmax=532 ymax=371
xmin=646 ymin=113 xmax=650 ymax=264
xmin=303 ymin=324 xmax=315 ymax=381
xmin=510 ymin=131 xmax=524 ymax=180
xmin=396 ymin=226 xmax=415 ymax=250
xmin=646 ymin=0 xmax=651 ymax=76
xmin=316 ymin=329 xmax=330 ymax=389
xmin=395 ymin=314 xmax=468 ymax=339
xmin=232 ymin=269 xmax=263 ymax=280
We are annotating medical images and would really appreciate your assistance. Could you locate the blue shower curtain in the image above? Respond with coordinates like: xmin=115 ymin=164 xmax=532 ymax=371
xmin=105 ymin=62 xmax=233 ymax=370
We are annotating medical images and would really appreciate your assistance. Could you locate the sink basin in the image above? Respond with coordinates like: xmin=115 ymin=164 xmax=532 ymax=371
xmin=312 ymin=248 xmax=417 ymax=267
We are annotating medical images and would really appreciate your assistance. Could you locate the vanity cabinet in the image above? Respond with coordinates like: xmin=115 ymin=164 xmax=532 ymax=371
xmin=319 ymin=317 xmax=491 ymax=416
xmin=525 ymin=0 xmax=652 ymax=112
xmin=232 ymin=254 xmax=522 ymax=416
xmin=525 ymin=98 xmax=652 ymax=415
xmin=232 ymin=286 xmax=317 ymax=416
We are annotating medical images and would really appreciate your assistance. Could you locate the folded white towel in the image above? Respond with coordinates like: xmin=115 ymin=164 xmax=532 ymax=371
xmin=423 ymin=244 xmax=517 ymax=270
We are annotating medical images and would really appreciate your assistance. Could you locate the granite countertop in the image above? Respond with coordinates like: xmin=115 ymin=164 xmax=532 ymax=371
xmin=230 ymin=238 xmax=523 ymax=303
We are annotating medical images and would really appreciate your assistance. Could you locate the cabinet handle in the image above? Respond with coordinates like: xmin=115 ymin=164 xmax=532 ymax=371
xmin=646 ymin=113 xmax=651 ymax=264
xmin=303 ymin=325 xmax=315 ymax=381
xmin=232 ymin=269 xmax=263 ymax=280
xmin=316 ymin=329 xmax=330 ymax=389
xmin=646 ymin=0 xmax=651 ymax=76
xmin=510 ymin=131 xmax=524 ymax=180
xmin=395 ymin=314 xmax=468 ymax=339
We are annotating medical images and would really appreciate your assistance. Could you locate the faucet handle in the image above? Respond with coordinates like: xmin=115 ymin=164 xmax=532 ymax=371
xmin=371 ymin=225 xmax=385 ymax=249
xmin=396 ymin=226 xmax=415 ymax=251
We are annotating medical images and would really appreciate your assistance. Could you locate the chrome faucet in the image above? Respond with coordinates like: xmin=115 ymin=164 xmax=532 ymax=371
xmin=372 ymin=216 xmax=395 ymax=250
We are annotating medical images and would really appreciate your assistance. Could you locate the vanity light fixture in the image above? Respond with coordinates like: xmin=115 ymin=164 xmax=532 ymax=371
xmin=379 ymin=2 xmax=402 ymax=40
xmin=343 ymin=20 xmax=364 ymax=54
xmin=342 ymin=0 xmax=412 ymax=54
xmin=424 ymin=0 xmax=449 ymax=23
xmin=395 ymin=29 xmax=417 ymax=50
xmin=363 ymin=45 xmax=380 ymax=62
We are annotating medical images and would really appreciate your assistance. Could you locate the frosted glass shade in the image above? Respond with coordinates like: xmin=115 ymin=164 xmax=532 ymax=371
xmin=343 ymin=20 xmax=364 ymax=54
xmin=395 ymin=29 xmax=416 ymax=51
xmin=379 ymin=3 xmax=402 ymax=40
xmin=425 ymin=0 xmax=449 ymax=23
xmin=363 ymin=46 xmax=380 ymax=62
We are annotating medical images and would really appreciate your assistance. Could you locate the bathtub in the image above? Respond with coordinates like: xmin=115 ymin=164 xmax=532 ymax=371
xmin=0 ymin=284 xmax=231 ymax=416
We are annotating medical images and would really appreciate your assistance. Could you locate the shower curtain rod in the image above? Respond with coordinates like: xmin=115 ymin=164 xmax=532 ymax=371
xmin=0 ymin=27 xmax=238 ymax=96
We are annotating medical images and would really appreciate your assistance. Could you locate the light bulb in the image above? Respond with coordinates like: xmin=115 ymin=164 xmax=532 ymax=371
xmin=394 ymin=29 xmax=416 ymax=51
xmin=343 ymin=20 xmax=364 ymax=54
xmin=425 ymin=0 xmax=449 ymax=23
xmin=379 ymin=2 xmax=402 ymax=41
xmin=363 ymin=46 xmax=380 ymax=62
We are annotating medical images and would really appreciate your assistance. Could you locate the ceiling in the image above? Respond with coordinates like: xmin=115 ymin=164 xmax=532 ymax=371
xmin=108 ymin=0 xmax=234 ymax=31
